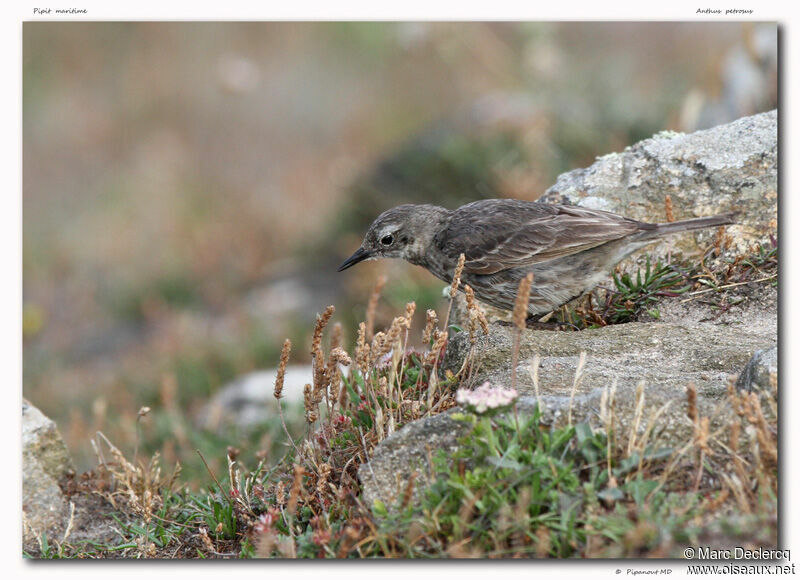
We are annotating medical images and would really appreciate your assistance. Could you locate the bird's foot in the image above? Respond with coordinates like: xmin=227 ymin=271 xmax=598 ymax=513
xmin=525 ymin=319 xmax=574 ymax=331
xmin=494 ymin=317 xmax=575 ymax=331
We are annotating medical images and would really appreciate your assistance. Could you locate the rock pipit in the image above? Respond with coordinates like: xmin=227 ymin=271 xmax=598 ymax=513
xmin=338 ymin=199 xmax=735 ymax=317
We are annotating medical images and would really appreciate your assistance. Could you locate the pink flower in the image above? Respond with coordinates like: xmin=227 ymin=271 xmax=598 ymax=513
xmin=254 ymin=507 xmax=281 ymax=534
xmin=456 ymin=382 xmax=518 ymax=414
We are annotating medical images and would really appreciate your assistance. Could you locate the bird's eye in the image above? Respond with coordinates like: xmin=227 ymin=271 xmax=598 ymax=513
xmin=380 ymin=234 xmax=394 ymax=246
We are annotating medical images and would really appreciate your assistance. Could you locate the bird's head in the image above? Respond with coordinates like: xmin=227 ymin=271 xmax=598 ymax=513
xmin=337 ymin=204 xmax=447 ymax=271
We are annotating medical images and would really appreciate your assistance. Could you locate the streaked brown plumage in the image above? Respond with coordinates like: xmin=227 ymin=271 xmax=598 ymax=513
xmin=338 ymin=199 xmax=736 ymax=317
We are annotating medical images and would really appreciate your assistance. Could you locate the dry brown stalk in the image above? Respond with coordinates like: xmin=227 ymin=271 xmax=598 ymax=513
xmin=513 ymin=273 xmax=533 ymax=330
xmin=273 ymin=338 xmax=301 ymax=455
xmin=568 ymin=352 xmax=588 ymax=427
xmin=275 ymin=480 xmax=286 ymax=506
xmin=729 ymin=420 xmax=741 ymax=453
xmin=310 ymin=306 xmax=336 ymax=410
xmin=686 ymin=382 xmax=698 ymax=424
xmin=400 ymin=471 xmax=418 ymax=510
xmin=714 ymin=226 xmax=725 ymax=254
xmin=198 ymin=527 xmax=216 ymax=554
xmin=255 ymin=530 xmax=278 ymax=558
xmin=695 ymin=416 xmax=711 ymax=455
xmin=450 ymin=253 xmax=466 ymax=299
xmin=664 ymin=194 xmax=675 ymax=222
xmin=535 ymin=526 xmax=551 ymax=558
xmin=511 ymin=273 xmax=534 ymax=391
xmin=286 ymin=464 xmax=305 ymax=516
xmin=354 ymin=322 xmax=370 ymax=376
xmin=365 ymin=275 xmax=387 ymax=341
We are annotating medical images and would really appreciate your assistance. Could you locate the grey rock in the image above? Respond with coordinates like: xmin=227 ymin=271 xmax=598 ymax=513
xmin=540 ymin=110 xmax=777 ymax=255
xmin=443 ymin=322 xmax=774 ymax=401
xmin=358 ymin=412 xmax=470 ymax=510
xmin=735 ymin=346 xmax=778 ymax=393
xmin=199 ymin=365 xmax=312 ymax=432
xmin=22 ymin=400 xmax=75 ymax=551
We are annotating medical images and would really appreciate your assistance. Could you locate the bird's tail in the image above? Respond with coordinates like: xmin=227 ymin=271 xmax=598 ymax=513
xmin=636 ymin=211 xmax=737 ymax=241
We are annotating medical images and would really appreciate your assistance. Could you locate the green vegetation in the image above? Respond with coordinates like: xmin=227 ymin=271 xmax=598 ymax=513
xmin=27 ymin=245 xmax=778 ymax=558
xmin=558 ymin=238 xmax=778 ymax=328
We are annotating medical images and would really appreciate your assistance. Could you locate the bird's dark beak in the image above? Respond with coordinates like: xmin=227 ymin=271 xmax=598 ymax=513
xmin=337 ymin=247 xmax=371 ymax=272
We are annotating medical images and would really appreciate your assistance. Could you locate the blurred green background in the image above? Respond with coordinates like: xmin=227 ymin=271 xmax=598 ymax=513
xmin=23 ymin=22 xmax=777 ymax=482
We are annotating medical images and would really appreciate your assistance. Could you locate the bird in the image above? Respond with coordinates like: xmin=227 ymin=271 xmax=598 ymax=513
xmin=337 ymin=199 xmax=736 ymax=317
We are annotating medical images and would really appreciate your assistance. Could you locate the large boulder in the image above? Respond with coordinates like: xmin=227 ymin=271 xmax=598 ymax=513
xmin=22 ymin=400 xmax=75 ymax=552
xmin=540 ymin=110 xmax=777 ymax=255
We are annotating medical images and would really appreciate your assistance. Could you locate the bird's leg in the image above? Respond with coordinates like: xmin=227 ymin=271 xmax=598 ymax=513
xmin=496 ymin=311 xmax=574 ymax=331
xmin=524 ymin=312 xmax=576 ymax=331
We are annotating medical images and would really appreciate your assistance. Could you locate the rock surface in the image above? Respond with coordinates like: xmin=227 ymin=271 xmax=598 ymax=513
xmin=22 ymin=400 xmax=121 ymax=556
xmin=540 ymin=110 xmax=777 ymax=255
xmin=22 ymin=399 xmax=75 ymax=551
xmin=199 ymin=365 xmax=312 ymax=432
xmin=735 ymin=346 xmax=778 ymax=393
xmin=444 ymin=321 xmax=774 ymax=401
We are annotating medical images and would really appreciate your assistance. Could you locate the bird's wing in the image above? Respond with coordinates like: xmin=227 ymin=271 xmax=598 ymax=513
xmin=437 ymin=201 xmax=647 ymax=275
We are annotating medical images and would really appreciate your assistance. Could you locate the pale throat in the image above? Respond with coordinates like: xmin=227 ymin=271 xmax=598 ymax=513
xmin=402 ymin=237 xmax=431 ymax=268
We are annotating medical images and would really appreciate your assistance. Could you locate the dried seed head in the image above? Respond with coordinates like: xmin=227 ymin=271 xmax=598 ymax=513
xmin=312 ymin=352 xmax=328 ymax=404
xmin=400 ymin=471 xmax=418 ymax=510
xmin=274 ymin=338 xmax=292 ymax=400
xmin=317 ymin=463 xmax=332 ymax=494
xmin=329 ymin=347 xmax=352 ymax=367
xmin=512 ymin=273 xmax=534 ymax=330
xmin=371 ymin=317 xmax=404 ymax=364
xmin=464 ymin=284 xmax=489 ymax=340
xmin=422 ymin=309 xmax=438 ymax=344
xmin=404 ymin=301 xmax=416 ymax=327
xmin=729 ymin=420 xmax=740 ymax=452
xmin=311 ymin=305 xmax=335 ymax=357
xmin=450 ymin=253 xmax=466 ymax=298
xmin=325 ymin=347 xmax=352 ymax=407
xmin=275 ymin=480 xmax=286 ymax=506
xmin=427 ymin=328 xmax=448 ymax=365
xmin=287 ymin=464 xmax=304 ymax=515
xmin=686 ymin=382 xmax=698 ymax=424
xmin=664 ymin=194 xmax=674 ymax=223
xmin=378 ymin=375 xmax=389 ymax=397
